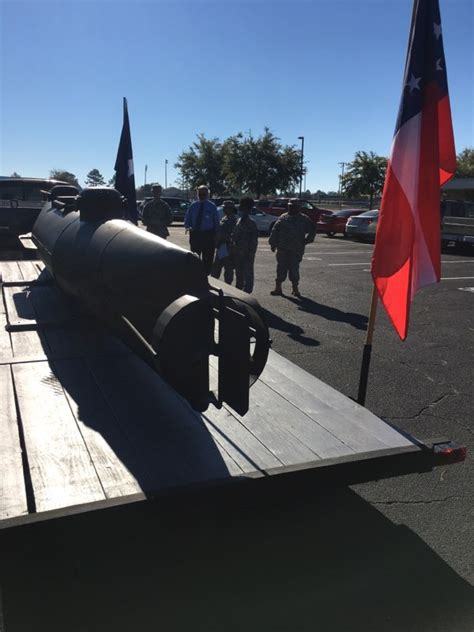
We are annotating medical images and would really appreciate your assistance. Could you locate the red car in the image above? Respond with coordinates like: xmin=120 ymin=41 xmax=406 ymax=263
xmin=258 ymin=198 xmax=327 ymax=225
xmin=316 ymin=208 xmax=367 ymax=237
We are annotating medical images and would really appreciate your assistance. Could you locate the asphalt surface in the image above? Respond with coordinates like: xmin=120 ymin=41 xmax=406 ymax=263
xmin=1 ymin=228 xmax=473 ymax=631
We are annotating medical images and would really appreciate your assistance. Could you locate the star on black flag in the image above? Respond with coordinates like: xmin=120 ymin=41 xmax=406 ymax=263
xmin=114 ymin=97 xmax=138 ymax=224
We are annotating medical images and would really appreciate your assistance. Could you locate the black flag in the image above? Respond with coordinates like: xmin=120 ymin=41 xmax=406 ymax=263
xmin=114 ymin=97 xmax=138 ymax=224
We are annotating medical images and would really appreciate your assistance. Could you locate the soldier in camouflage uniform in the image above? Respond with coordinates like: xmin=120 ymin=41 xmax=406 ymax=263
xmin=211 ymin=200 xmax=237 ymax=284
xmin=268 ymin=198 xmax=316 ymax=298
xmin=233 ymin=197 xmax=258 ymax=293
xmin=142 ymin=184 xmax=172 ymax=239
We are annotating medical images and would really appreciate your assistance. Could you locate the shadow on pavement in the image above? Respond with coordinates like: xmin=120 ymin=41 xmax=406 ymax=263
xmin=1 ymin=483 xmax=473 ymax=632
xmin=261 ymin=307 xmax=320 ymax=346
xmin=288 ymin=295 xmax=369 ymax=330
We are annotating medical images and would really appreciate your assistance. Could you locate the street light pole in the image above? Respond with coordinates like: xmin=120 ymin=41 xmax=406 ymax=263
xmin=298 ymin=136 xmax=304 ymax=198
xmin=338 ymin=161 xmax=346 ymax=209
xmin=144 ymin=164 xmax=148 ymax=187
xmin=165 ymin=159 xmax=168 ymax=189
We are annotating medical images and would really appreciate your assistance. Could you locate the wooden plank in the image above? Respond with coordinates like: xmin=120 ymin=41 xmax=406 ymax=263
xmin=0 ymin=261 xmax=22 ymax=283
xmin=202 ymin=405 xmax=284 ymax=472
xmin=10 ymin=327 xmax=49 ymax=359
xmin=18 ymin=236 xmax=37 ymax=251
xmin=3 ymin=286 xmax=37 ymax=326
xmin=267 ymin=350 xmax=413 ymax=448
xmin=28 ymin=285 xmax=73 ymax=324
xmin=87 ymin=354 xmax=243 ymax=489
xmin=53 ymin=357 xmax=144 ymax=498
xmin=204 ymin=364 xmax=284 ymax=472
xmin=41 ymin=319 xmax=130 ymax=360
xmin=224 ymin=378 xmax=354 ymax=464
xmin=12 ymin=362 xmax=106 ymax=512
xmin=17 ymin=260 xmax=40 ymax=282
xmin=259 ymin=362 xmax=397 ymax=452
xmin=209 ymin=354 xmax=354 ymax=462
xmin=0 ymin=365 xmax=28 ymax=520
xmin=0 ymin=312 xmax=13 ymax=361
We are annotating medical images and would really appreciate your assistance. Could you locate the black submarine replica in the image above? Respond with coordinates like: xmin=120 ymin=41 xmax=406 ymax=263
xmin=32 ymin=186 xmax=270 ymax=415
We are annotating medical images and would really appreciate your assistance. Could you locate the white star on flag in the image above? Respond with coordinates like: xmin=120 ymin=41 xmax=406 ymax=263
xmin=433 ymin=22 xmax=442 ymax=39
xmin=127 ymin=159 xmax=134 ymax=177
xmin=406 ymin=73 xmax=421 ymax=92
xmin=436 ymin=58 xmax=443 ymax=71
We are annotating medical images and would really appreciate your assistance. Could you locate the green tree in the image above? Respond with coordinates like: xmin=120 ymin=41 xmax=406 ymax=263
xmin=175 ymin=134 xmax=226 ymax=195
xmin=10 ymin=171 xmax=21 ymax=178
xmin=176 ymin=129 xmax=304 ymax=198
xmin=223 ymin=129 xmax=302 ymax=197
xmin=84 ymin=169 xmax=105 ymax=187
xmin=456 ymin=147 xmax=474 ymax=178
xmin=50 ymin=169 xmax=80 ymax=187
xmin=341 ymin=151 xmax=387 ymax=209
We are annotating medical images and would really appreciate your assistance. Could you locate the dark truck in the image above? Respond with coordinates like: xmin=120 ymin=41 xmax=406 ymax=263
xmin=0 ymin=177 xmax=68 ymax=237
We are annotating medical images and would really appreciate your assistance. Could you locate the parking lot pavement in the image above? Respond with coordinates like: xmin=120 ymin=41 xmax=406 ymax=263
xmin=169 ymin=226 xmax=474 ymax=588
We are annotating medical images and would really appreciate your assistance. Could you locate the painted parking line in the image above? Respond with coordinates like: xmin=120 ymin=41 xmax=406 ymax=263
xmin=311 ymin=250 xmax=373 ymax=255
xmin=328 ymin=262 xmax=371 ymax=266
xmin=459 ymin=287 xmax=474 ymax=292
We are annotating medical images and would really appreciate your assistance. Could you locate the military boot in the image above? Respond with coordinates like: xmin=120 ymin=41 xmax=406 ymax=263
xmin=291 ymin=284 xmax=302 ymax=298
xmin=270 ymin=280 xmax=283 ymax=296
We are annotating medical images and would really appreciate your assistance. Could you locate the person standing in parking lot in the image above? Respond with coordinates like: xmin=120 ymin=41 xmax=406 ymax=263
xmin=184 ymin=185 xmax=219 ymax=275
xmin=233 ymin=197 xmax=258 ymax=293
xmin=142 ymin=184 xmax=172 ymax=239
xmin=211 ymin=200 xmax=237 ymax=284
xmin=269 ymin=197 xmax=316 ymax=298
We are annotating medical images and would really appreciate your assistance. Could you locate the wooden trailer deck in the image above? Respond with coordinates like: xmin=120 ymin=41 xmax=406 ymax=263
xmin=1 ymin=260 xmax=427 ymax=528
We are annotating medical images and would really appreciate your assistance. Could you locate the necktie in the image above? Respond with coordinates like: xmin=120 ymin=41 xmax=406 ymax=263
xmin=195 ymin=201 xmax=205 ymax=231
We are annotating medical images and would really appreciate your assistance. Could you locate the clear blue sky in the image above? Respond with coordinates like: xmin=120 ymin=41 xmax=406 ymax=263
xmin=1 ymin=0 xmax=472 ymax=193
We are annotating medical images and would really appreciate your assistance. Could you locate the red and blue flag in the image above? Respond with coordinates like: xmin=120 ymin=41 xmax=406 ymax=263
xmin=371 ymin=0 xmax=456 ymax=340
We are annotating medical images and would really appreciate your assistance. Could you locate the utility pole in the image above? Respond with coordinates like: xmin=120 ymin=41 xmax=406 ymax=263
xmin=298 ymin=136 xmax=304 ymax=198
xmin=338 ymin=161 xmax=346 ymax=209
xmin=144 ymin=164 xmax=148 ymax=187
xmin=165 ymin=159 xmax=168 ymax=189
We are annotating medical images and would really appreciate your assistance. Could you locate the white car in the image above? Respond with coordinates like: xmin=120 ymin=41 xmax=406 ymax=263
xmin=345 ymin=209 xmax=379 ymax=242
xmin=217 ymin=206 xmax=277 ymax=235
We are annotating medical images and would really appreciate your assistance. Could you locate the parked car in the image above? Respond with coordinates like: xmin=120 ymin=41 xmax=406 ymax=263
xmin=217 ymin=205 xmax=277 ymax=235
xmin=345 ymin=209 xmax=379 ymax=242
xmin=317 ymin=208 xmax=367 ymax=237
xmin=0 ymin=177 xmax=69 ymax=237
xmin=264 ymin=198 xmax=326 ymax=225
xmin=255 ymin=199 xmax=275 ymax=211
xmin=211 ymin=197 xmax=240 ymax=207
xmin=138 ymin=196 xmax=190 ymax=223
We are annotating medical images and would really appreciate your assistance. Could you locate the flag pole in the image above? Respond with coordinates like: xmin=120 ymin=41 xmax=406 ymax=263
xmin=357 ymin=284 xmax=379 ymax=406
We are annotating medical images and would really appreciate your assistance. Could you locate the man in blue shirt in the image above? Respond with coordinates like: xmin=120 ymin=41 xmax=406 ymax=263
xmin=184 ymin=185 xmax=220 ymax=274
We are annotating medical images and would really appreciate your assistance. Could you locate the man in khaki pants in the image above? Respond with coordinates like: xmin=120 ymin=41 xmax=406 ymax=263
xmin=269 ymin=198 xmax=315 ymax=298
